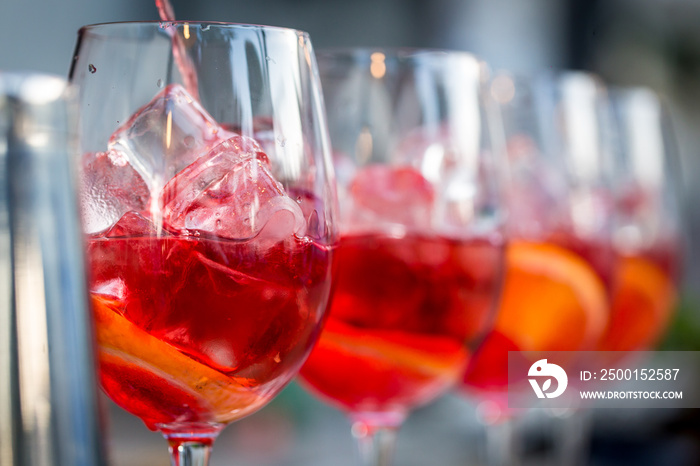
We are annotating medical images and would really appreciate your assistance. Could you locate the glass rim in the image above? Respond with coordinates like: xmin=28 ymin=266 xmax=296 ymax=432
xmin=315 ymin=46 xmax=484 ymax=63
xmin=492 ymin=69 xmax=608 ymax=88
xmin=78 ymin=20 xmax=311 ymax=40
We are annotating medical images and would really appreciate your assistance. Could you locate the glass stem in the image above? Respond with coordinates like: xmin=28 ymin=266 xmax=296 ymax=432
xmin=351 ymin=415 xmax=404 ymax=466
xmin=161 ymin=425 xmax=222 ymax=466
xmin=167 ymin=441 xmax=213 ymax=466
xmin=485 ymin=418 xmax=518 ymax=466
xmin=550 ymin=409 xmax=592 ymax=466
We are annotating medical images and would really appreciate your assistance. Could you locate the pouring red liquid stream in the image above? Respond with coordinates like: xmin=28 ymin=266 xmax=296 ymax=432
xmin=155 ymin=0 xmax=199 ymax=101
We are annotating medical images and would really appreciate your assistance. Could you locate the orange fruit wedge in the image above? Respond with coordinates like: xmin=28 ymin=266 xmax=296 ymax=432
xmin=92 ymin=295 xmax=265 ymax=425
xmin=300 ymin=320 xmax=469 ymax=410
xmin=599 ymin=255 xmax=676 ymax=351
xmin=494 ymin=240 xmax=608 ymax=352
xmin=320 ymin=320 xmax=469 ymax=378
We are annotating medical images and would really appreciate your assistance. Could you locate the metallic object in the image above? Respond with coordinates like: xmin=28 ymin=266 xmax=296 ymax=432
xmin=0 ymin=72 xmax=106 ymax=466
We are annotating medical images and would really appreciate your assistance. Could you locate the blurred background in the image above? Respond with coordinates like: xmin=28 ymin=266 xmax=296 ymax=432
xmin=2 ymin=0 xmax=700 ymax=464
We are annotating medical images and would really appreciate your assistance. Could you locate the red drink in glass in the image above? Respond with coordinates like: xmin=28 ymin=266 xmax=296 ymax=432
xmin=462 ymin=238 xmax=609 ymax=402
xmin=71 ymin=19 xmax=338 ymax=465
xmin=89 ymin=233 xmax=332 ymax=431
xmin=300 ymin=232 xmax=502 ymax=419
xmin=599 ymin=242 xmax=680 ymax=352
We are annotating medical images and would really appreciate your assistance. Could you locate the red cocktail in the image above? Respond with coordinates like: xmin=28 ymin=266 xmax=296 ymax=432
xmin=599 ymin=243 xmax=680 ymax=352
xmin=301 ymin=233 xmax=501 ymax=418
xmin=71 ymin=22 xmax=337 ymax=465
xmin=90 ymin=235 xmax=331 ymax=431
xmin=297 ymin=48 xmax=505 ymax=466
xmin=462 ymin=237 xmax=609 ymax=405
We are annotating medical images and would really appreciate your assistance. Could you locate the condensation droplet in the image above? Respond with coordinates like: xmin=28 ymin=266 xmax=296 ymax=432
xmin=273 ymin=353 xmax=281 ymax=363
xmin=215 ymin=219 xmax=222 ymax=228
xmin=88 ymin=64 xmax=97 ymax=74
xmin=265 ymin=56 xmax=277 ymax=64
xmin=243 ymin=217 xmax=250 ymax=225
xmin=201 ymin=24 xmax=211 ymax=31
xmin=157 ymin=78 xmax=164 ymax=88
xmin=183 ymin=135 xmax=195 ymax=148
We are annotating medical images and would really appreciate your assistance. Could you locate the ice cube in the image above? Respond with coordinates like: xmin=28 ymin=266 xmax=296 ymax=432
xmin=286 ymin=187 xmax=327 ymax=240
xmin=92 ymin=278 xmax=128 ymax=302
xmin=80 ymin=150 xmax=151 ymax=234
xmin=105 ymin=211 xmax=158 ymax=238
xmin=392 ymin=125 xmax=462 ymax=184
xmin=505 ymin=145 xmax=568 ymax=239
xmin=224 ymin=117 xmax=277 ymax=160
xmin=348 ymin=165 xmax=434 ymax=228
xmin=109 ymin=84 xmax=234 ymax=185
xmin=162 ymin=136 xmax=305 ymax=242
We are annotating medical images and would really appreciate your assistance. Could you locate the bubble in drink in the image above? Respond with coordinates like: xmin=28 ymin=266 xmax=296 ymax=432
xmin=162 ymin=135 xmax=305 ymax=242
xmin=108 ymin=84 xmax=234 ymax=186
xmin=80 ymin=150 xmax=151 ymax=234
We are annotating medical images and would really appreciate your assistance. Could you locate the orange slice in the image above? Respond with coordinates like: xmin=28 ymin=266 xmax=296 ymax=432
xmin=300 ymin=320 xmax=469 ymax=410
xmin=494 ymin=240 xmax=608 ymax=352
xmin=92 ymin=296 xmax=265 ymax=425
xmin=599 ymin=255 xmax=676 ymax=351
xmin=321 ymin=320 xmax=468 ymax=377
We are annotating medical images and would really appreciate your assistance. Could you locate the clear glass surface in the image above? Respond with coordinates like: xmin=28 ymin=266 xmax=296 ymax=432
xmin=0 ymin=72 xmax=106 ymax=466
xmin=469 ymin=76 xmax=685 ymax=466
xmin=69 ymin=21 xmax=338 ymax=466
xmin=604 ymin=87 xmax=683 ymax=352
xmin=460 ymin=71 xmax=619 ymax=465
xmin=297 ymin=48 xmax=507 ymax=466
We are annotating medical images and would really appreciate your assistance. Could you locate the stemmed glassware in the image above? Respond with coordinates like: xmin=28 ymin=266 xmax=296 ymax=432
xmin=544 ymin=85 xmax=685 ymax=466
xmin=460 ymin=72 xmax=617 ymax=465
xmin=601 ymin=87 xmax=683 ymax=353
xmin=539 ymin=85 xmax=688 ymax=466
xmin=69 ymin=22 xmax=337 ymax=466
xmin=297 ymin=48 xmax=507 ymax=466
xmin=541 ymin=84 xmax=685 ymax=466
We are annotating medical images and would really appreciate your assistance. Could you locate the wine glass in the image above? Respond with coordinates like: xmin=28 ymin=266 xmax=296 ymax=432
xmin=460 ymin=71 xmax=617 ymax=465
xmin=69 ymin=22 xmax=337 ymax=466
xmin=536 ymin=88 xmax=682 ymax=464
xmin=545 ymin=86 xmax=685 ymax=466
xmin=537 ymin=86 xmax=688 ymax=466
xmin=296 ymin=48 xmax=507 ymax=466
xmin=601 ymin=86 xmax=683 ymax=353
